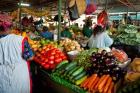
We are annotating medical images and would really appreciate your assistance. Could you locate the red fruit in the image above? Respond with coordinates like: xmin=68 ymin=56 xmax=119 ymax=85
xmin=62 ymin=56 xmax=67 ymax=60
xmin=44 ymin=64 xmax=50 ymax=69
xmin=54 ymin=54 xmax=60 ymax=58
xmin=41 ymin=62 xmax=46 ymax=66
xmin=50 ymin=64 xmax=55 ymax=69
xmin=49 ymin=56 xmax=55 ymax=60
xmin=48 ymin=60 xmax=54 ymax=64
xmin=41 ymin=57 xmax=46 ymax=62
xmin=55 ymin=58 xmax=62 ymax=63
xmin=45 ymin=59 xmax=48 ymax=63
xmin=60 ymin=53 xmax=64 ymax=57
xmin=56 ymin=50 xmax=61 ymax=54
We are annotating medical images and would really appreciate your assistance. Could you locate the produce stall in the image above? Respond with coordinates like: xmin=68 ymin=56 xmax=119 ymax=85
xmin=27 ymin=34 xmax=139 ymax=93
xmin=111 ymin=25 xmax=140 ymax=59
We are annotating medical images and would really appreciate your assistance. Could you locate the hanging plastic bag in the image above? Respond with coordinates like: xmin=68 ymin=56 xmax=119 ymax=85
xmin=97 ymin=10 xmax=108 ymax=27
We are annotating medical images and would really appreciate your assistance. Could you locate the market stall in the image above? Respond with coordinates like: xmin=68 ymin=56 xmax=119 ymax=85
xmin=0 ymin=0 xmax=140 ymax=93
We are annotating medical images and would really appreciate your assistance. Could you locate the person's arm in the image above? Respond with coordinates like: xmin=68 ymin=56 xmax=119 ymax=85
xmin=104 ymin=32 xmax=113 ymax=47
xmin=22 ymin=39 xmax=34 ymax=61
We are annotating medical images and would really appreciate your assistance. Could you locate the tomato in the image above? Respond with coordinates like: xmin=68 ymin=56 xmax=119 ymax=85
xmin=41 ymin=50 xmax=45 ymax=54
xmin=48 ymin=60 xmax=54 ymax=64
xmin=41 ymin=62 xmax=46 ymax=66
xmin=62 ymin=56 xmax=67 ymax=60
xmin=54 ymin=58 xmax=62 ymax=63
xmin=54 ymin=54 xmax=60 ymax=58
xmin=55 ymin=50 xmax=61 ymax=54
xmin=45 ymin=58 xmax=48 ymax=63
xmin=50 ymin=64 xmax=55 ymax=69
xmin=44 ymin=64 xmax=50 ymax=69
xmin=50 ymin=51 xmax=56 ymax=55
xmin=41 ymin=57 xmax=46 ymax=62
xmin=60 ymin=53 xmax=65 ymax=57
xmin=49 ymin=56 xmax=55 ymax=60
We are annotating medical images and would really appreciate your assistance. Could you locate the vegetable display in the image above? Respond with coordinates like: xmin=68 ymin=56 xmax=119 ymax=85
xmin=34 ymin=45 xmax=67 ymax=69
xmin=115 ymin=25 xmax=140 ymax=45
xmin=53 ymin=62 xmax=88 ymax=85
xmin=87 ymin=50 xmax=126 ymax=82
xmin=81 ymin=74 xmax=114 ymax=93
xmin=112 ymin=48 xmax=128 ymax=63
xmin=60 ymin=38 xmax=83 ymax=52
xmin=74 ymin=48 xmax=98 ymax=70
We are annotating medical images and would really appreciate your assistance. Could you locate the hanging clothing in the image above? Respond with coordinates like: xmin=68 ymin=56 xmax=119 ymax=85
xmin=68 ymin=0 xmax=86 ymax=20
xmin=83 ymin=26 xmax=93 ymax=38
xmin=0 ymin=34 xmax=33 ymax=93
xmin=88 ymin=32 xmax=113 ymax=48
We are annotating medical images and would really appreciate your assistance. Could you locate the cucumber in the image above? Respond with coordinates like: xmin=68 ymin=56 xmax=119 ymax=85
xmin=74 ymin=71 xmax=87 ymax=81
xmin=56 ymin=60 xmax=68 ymax=69
xmin=65 ymin=62 xmax=77 ymax=71
xmin=75 ymin=76 xmax=87 ymax=85
xmin=67 ymin=66 xmax=80 ymax=77
xmin=72 ymin=66 xmax=84 ymax=77
xmin=56 ymin=63 xmax=68 ymax=72
xmin=64 ymin=65 xmax=78 ymax=76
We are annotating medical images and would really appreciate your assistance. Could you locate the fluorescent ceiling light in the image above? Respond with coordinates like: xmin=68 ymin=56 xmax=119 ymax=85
xmin=18 ymin=3 xmax=30 ymax=7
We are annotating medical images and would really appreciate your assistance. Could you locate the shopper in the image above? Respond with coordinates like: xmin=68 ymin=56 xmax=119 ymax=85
xmin=88 ymin=25 xmax=113 ymax=48
xmin=0 ymin=14 xmax=34 ymax=93
xmin=61 ymin=27 xmax=72 ymax=38
xmin=40 ymin=26 xmax=53 ymax=40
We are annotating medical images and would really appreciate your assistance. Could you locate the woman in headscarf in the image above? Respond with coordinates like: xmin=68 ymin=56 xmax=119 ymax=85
xmin=88 ymin=25 xmax=113 ymax=48
xmin=0 ymin=13 xmax=34 ymax=93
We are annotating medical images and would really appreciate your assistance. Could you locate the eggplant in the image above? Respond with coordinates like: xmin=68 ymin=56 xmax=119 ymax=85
xmin=91 ymin=57 xmax=97 ymax=62
xmin=101 ymin=50 xmax=107 ymax=55
xmin=106 ymin=52 xmax=113 ymax=57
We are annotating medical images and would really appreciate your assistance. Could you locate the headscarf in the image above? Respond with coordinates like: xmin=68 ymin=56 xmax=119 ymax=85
xmin=0 ymin=13 xmax=12 ymax=31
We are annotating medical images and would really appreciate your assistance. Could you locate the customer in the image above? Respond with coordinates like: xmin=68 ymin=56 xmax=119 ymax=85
xmin=88 ymin=25 xmax=113 ymax=48
xmin=40 ymin=26 xmax=53 ymax=40
xmin=0 ymin=14 xmax=34 ymax=93
xmin=61 ymin=27 xmax=72 ymax=38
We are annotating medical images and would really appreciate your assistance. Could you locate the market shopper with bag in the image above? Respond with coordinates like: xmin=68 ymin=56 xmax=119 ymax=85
xmin=88 ymin=25 xmax=113 ymax=49
xmin=0 ymin=13 xmax=34 ymax=93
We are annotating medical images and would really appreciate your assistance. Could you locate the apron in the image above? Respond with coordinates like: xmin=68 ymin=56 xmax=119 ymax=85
xmin=0 ymin=34 xmax=31 ymax=93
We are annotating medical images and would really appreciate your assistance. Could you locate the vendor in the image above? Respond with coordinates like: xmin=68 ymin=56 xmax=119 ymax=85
xmin=61 ymin=27 xmax=72 ymax=38
xmin=0 ymin=13 xmax=34 ymax=93
xmin=88 ymin=25 xmax=113 ymax=48
xmin=83 ymin=19 xmax=93 ymax=38
xmin=40 ymin=26 xmax=53 ymax=40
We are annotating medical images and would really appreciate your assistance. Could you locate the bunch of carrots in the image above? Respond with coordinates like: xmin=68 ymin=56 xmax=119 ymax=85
xmin=80 ymin=74 xmax=114 ymax=93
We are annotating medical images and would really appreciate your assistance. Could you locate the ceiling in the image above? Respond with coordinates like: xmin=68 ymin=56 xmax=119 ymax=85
xmin=0 ymin=0 xmax=140 ymax=13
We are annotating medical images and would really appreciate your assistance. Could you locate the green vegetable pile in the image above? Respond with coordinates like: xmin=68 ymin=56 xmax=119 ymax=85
xmin=116 ymin=25 xmax=140 ymax=45
xmin=74 ymin=48 xmax=98 ymax=70
xmin=53 ymin=61 xmax=88 ymax=85
xmin=50 ymin=74 xmax=87 ymax=93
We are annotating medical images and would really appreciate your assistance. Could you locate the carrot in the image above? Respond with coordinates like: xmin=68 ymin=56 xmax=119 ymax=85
xmin=103 ymin=77 xmax=112 ymax=93
xmin=107 ymin=82 xmax=114 ymax=93
xmin=80 ymin=78 xmax=88 ymax=87
xmin=90 ymin=77 xmax=100 ymax=91
xmin=95 ymin=75 xmax=106 ymax=89
xmin=87 ymin=74 xmax=98 ymax=89
xmin=81 ymin=76 xmax=91 ymax=88
xmin=98 ymin=75 xmax=110 ymax=92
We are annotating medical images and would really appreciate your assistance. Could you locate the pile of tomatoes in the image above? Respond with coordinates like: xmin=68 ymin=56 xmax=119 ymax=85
xmin=34 ymin=47 xmax=67 ymax=69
